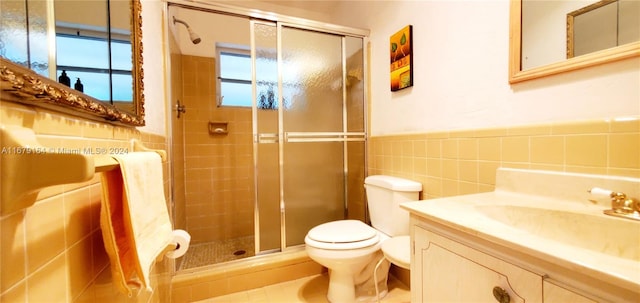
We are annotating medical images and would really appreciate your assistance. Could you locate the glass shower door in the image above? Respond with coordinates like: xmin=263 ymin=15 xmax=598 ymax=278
xmin=253 ymin=21 xmax=365 ymax=253
xmin=280 ymin=26 xmax=346 ymax=247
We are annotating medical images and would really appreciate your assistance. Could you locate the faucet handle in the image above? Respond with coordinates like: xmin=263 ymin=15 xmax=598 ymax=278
xmin=590 ymin=187 xmax=640 ymax=218
xmin=588 ymin=187 xmax=614 ymax=197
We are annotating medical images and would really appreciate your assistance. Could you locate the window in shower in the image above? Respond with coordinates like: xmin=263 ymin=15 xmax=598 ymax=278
xmin=217 ymin=44 xmax=280 ymax=109
xmin=217 ymin=45 xmax=252 ymax=107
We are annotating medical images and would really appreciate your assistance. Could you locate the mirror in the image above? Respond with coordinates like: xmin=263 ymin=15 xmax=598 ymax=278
xmin=509 ymin=0 xmax=640 ymax=84
xmin=0 ymin=0 xmax=144 ymax=126
xmin=567 ymin=0 xmax=639 ymax=58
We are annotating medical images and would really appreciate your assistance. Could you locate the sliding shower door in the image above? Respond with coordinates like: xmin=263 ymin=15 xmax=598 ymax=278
xmin=253 ymin=21 xmax=366 ymax=253
xmin=281 ymin=26 xmax=346 ymax=247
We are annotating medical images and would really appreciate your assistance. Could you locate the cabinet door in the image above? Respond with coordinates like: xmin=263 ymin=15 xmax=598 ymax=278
xmin=412 ymin=226 xmax=543 ymax=303
xmin=543 ymin=281 xmax=598 ymax=303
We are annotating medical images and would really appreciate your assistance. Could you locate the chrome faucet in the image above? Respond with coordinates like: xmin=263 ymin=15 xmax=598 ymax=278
xmin=589 ymin=187 xmax=640 ymax=221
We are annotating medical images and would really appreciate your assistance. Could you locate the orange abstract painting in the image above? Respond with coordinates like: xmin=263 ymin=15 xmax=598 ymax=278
xmin=390 ymin=25 xmax=413 ymax=91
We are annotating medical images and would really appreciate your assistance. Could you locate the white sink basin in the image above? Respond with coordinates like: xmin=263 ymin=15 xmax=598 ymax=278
xmin=476 ymin=204 xmax=640 ymax=261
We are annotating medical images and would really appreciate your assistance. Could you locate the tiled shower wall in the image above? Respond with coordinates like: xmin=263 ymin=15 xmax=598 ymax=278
xmin=180 ymin=55 xmax=254 ymax=244
xmin=368 ymin=118 xmax=640 ymax=199
xmin=0 ymin=101 xmax=172 ymax=303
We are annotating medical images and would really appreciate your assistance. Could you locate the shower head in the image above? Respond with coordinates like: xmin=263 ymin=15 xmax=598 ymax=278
xmin=173 ymin=16 xmax=201 ymax=44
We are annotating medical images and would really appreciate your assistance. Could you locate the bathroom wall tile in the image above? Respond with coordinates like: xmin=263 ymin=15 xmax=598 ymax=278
xmin=507 ymin=124 xmax=551 ymax=136
xmin=401 ymin=156 xmax=414 ymax=175
xmin=608 ymin=133 xmax=640 ymax=168
xmin=32 ymin=109 xmax=84 ymax=136
xmin=401 ymin=141 xmax=413 ymax=157
xmin=442 ymin=159 xmax=458 ymax=180
xmin=25 ymin=196 xmax=65 ymax=274
xmin=413 ymin=140 xmax=427 ymax=157
xmin=478 ymin=137 xmax=501 ymax=161
xmin=501 ymin=136 xmax=529 ymax=163
xmin=425 ymin=131 xmax=449 ymax=139
xmin=478 ymin=161 xmax=500 ymax=186
xmin=529 ymin=163 xmax=564 ymax=172
xmin=565 ymin=134 xmax=607 ymax=167
xmin=473 ymin=127 xmax=508 ymax=138
xmin=565 ymin=165 xmax=608 ymax=175
xmin=64 ymin=188 xmax=94 ymax=248
xmin=458 ymin=138 xmax=478 ymax=160
xmin=426 ymin=139 xmax=441 ymax=158
xmin=459 ymin=181 xmax=479 ymax=195
xmin=459 ymin=160 xmax=478 ymax=183
xmin=27 ymin=253 xmax=69 ymax=302
xmin=1 ymin=211 xmax=26 ymax=293
xmin=68 ymin=231 xmax=97 ymax=300
xmin=82 ymin=121 xmax=115 ymax=139
xmin=414 ymin=157 xmax=427 ymax=176
xmin=441 ymin=179 xmax=459 ymax=197
xmin=426 ymin=158 xmax=442 ymax=178
xmin=609 ymin=118 xmax=640 ymax=133
xmin=552 ymin=120 xmax=609 ymax=135
xmin=441 ymin=139 xmax=458 ymax=159
xmin=0 ymin=100 xmax=37 ymax=127
xmin=91 ymin=230 xmax=109 ymax=278
xmin=530 ymin=136 xmax=564 ymax=165
xmin=607 ymin=167 xmax=640 ymax=178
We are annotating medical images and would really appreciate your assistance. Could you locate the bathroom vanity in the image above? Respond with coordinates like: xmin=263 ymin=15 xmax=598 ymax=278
xmin=402 ymin=168 xmax=640 ymax=303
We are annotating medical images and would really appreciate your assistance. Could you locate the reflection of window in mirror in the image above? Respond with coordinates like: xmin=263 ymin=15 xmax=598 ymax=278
xmin=54 ymin=0 xmax=133 ymax=104
xmin=56 ymin=34 xmax=133 ymax=102
xmin=567 ymin=0 xmax=640 ymax=58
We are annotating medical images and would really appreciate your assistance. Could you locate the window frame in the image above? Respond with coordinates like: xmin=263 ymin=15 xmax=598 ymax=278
xmin=216 ymin=45 xmax=252 ymax=107
xmin=55 ymin=27 xmax=132 ymax=102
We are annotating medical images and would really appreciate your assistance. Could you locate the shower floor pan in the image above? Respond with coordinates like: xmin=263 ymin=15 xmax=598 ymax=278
xmin=179 ymin=236 xmax=255 ymax=270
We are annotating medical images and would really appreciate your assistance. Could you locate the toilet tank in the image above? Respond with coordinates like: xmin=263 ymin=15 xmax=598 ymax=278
xmin=364 ymin=175 xmax=422 ymax=237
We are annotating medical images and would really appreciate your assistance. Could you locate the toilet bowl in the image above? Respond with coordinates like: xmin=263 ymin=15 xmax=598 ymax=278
xmin=305 ymin=175 xmax=422 ymax=302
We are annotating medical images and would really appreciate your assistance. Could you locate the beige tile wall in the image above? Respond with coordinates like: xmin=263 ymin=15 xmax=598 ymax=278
xmin=180 ymin=55 xmax=254 ymax=244
xmin=368 ymin=118 xmax=640 ymax=199
xmin=0 ymin=100 xmax=172 ymax=302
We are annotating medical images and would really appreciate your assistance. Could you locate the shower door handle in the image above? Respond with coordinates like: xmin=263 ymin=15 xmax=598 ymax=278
xmin=284 ymin=132 xmax=366 ymax=143
xmin=256 ymin=133 xmax=279 ymax=144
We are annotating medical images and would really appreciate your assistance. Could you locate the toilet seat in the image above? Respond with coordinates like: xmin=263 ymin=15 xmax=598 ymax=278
xmin=305 ymin=220 xmax=380 ymax=250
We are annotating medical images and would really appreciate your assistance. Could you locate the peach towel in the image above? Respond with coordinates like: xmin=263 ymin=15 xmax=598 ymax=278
xmin=100 ymin=152 xmax=173 ymax=296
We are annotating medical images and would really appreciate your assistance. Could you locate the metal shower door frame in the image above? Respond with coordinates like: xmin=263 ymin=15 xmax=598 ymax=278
xmin=250 ymin=20 xmax=368 ymax=254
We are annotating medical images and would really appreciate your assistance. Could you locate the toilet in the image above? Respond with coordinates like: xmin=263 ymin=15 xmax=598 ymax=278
xmin=305 ymin=175 xmax=422 ymax=302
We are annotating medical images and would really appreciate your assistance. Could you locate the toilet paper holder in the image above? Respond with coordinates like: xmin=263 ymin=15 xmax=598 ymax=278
xmin=0 ymin=125 xmax=167 ymax=215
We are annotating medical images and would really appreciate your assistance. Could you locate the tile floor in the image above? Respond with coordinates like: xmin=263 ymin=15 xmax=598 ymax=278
xmin=196 ymin=273 xmax=410 ymax=303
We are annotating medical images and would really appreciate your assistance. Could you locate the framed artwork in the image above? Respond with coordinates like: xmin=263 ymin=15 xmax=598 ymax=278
xmin=390 ymin=25 xmax=413 ymax=91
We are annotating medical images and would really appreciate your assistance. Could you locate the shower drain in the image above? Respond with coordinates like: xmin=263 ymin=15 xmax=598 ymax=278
xmin=233 ymin=250 xmax=246 ymax=256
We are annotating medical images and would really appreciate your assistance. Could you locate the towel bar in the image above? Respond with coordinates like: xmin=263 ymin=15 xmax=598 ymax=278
xmin=0 ymin=125 xmax=167 ymax=214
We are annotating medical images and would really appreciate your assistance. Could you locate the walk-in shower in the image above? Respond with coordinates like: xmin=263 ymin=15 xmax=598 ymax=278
xmin=167 ymin=1 xmax=368 ymax=271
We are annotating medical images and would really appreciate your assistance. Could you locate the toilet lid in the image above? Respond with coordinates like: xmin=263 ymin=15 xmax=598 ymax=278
xmin=307 ymin=220 xmax=377 ymax=243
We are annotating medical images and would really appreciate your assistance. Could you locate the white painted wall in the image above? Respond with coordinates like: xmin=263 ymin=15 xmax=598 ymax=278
xmin=331 ymin=1 xmax=640 ymax=136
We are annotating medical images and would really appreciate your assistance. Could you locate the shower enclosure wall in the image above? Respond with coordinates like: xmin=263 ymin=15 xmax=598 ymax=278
xmin=168 ymin=2 xmax=367 ymax=270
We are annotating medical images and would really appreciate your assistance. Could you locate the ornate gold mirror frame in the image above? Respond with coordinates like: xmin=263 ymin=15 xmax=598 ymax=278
xmin=0 ymin=0 xmax=145 ymax=126
xmin=508 ymin=0 xmax=640 ymax=84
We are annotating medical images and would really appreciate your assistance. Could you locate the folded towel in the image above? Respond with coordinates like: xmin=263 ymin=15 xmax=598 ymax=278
xmin=100 ymin=152 xmax=173 ymax=296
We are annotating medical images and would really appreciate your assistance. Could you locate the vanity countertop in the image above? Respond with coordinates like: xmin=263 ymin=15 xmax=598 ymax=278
xmin=402 ymin=186 xmax=640 ymax=297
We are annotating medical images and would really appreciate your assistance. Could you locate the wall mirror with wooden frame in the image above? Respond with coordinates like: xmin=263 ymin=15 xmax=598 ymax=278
xmin=509 ymin=0 xmax=640 ymax=84
xmin=0 ymin=0 xmax=144 ymax=126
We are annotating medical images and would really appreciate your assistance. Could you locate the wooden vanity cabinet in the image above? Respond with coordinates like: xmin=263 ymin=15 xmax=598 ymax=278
xmin=411 ymin=222 xmax=603 ymax=303
xmin=412 ymin=225 xmax=542 ymax=303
